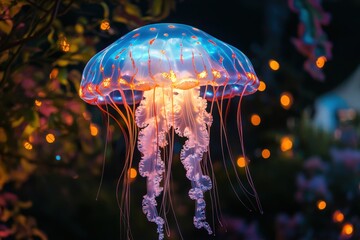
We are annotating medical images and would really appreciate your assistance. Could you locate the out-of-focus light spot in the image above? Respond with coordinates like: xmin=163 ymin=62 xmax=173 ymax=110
xmin=46 ymin=133 xmax=55 ymax=143
xmin=59 ymin=37 xmax=70 ymax=52
xmin=269 ymin=59 xmax=280 ymax=71
xmin=24 ymin=141 xmax=33 ymax=150
xmin=251 ymin=114 xmax=261 ymax=126
xmin=28 ymin=135 xmax=34 ymax=143
xmin=258 ymin=81 xmax=266 ymax=91
xmin=128 ymin=168 xmax=137 ymax=179
xmin=75 ymin=23 xmax=84 ymax=34
xmin=49 ymin=68 xmax=59 ymax=79
xmin=90 ymin=123 xmax=99 ymax=136
xmin=280 ymin=136 xmax=293 ymax=152
xmin=35 ymin=100 xmax=42 ymax=107
xmin=237 ymin=156 xmax=246 ymax=168
xmin=316 ymin=56 xmax=327 ymax=68
xmin=317 ymin=200 xmax=326 ymax=210
xmin=82 ymin=112 xmax=91 ymax=120
xmin=280 ymin=92 xmax=293 ymax=110
xmin=333 ymin=210 xmax=344 ymax=223
xmin=38 ymin=91 xmax=46 ymax=98
xmin=341 ymin=223 xmax=353 ymax=236
xmin=100 ymin=20 xmax=110 ymax=31
xmin=55 ymin=155 xmax=61 ymax=161
xmin=261 ymin=149 xmax=271 ymax=159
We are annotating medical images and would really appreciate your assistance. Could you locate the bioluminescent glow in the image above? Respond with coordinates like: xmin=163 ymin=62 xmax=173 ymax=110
xmin=80 ymin=23 xmax=261 ymax=240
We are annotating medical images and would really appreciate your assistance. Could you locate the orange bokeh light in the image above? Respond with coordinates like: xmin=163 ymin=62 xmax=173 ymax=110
xmin=128 ymin=168 xmax=137 ymax=179
xmin=280 ymin=92 xmax=293 ymax=110
xmin=341 ymin=223 xmax=354 ymax=236
xmin=90 ymin=123 xmax=99 ymax=136
xmin=316 ymin=56 xmax=327 ymax=68
xmin=269 ymin=59 xmax=280 ymax=71
xmin=317 ymin=200 xmax=326 ymax=210
xmin=280 ymin=136 xmax=293 ymax=152
xmin=333 ymin=210 xmax=344 ymax=223
xmin=46 ymin=133 xmax=55 ymax=143
xmin=24 ymin=141 xmax=33 ymax=150
xmin=34 ymin=100 xmax=42 ymax=107
xmin=261 ymin=149 xmax=271 ymax=159
xmin=100 ymin=20 xmax=110 ymax=31
xmin=258 ymin=81 xmax=266 ymax=91
xmin=251 ymin=114 xmax=261 ymax=126
xmin=237 ymin=156 xmax=246 ymax=168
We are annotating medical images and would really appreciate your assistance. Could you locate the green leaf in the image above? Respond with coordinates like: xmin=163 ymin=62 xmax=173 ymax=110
xmin=112 ymin=15 xmax=129 ymax=24
xmin=11 ymin=116 xmax=24 ymax=128
xmin=150 ymin=0 xmax=163 ymax=17
xmin=124 ymin=2 xmax=142 ymax=17
xmin=23 ymin=124 xmax=36 ymax=136
xmin=47 ymin=28 xmax=55 ymax=44
xmin=100 ymin=2 xmax=109 ymax=19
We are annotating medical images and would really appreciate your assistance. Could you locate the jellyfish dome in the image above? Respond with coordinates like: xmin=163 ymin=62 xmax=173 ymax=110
xmin=80 ymin=23 xmax=260 ymax=240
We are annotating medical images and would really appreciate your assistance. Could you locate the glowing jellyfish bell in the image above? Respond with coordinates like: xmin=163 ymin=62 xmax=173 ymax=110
xmin=80 ymin=23 xmax=260 ymax=239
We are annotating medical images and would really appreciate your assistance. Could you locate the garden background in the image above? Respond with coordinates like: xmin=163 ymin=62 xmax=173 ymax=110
xmin=1 ymin=0 xmax=360 ymax=239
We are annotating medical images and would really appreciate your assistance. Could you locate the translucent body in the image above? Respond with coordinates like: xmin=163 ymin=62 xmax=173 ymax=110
xmin=80 ymin=23 xmax=260 ymax=240
xmin=80 ymin=23 xmax=259 ymax=105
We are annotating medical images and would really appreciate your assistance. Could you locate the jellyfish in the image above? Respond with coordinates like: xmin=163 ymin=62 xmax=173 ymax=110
xmin=80 ymin=23 xmax=260 ymax=239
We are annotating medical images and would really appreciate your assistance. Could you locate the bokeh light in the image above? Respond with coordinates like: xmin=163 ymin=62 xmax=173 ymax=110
xmin=280 ymin=136 xmax=293 ymax=152
xmin=49 ymin=68 xmax=59 ymax=79
xmin=317 ymin=200 xmax=326 ymax=210
xmin=100 ymin=20 xmax=110 ymax=31
xmin=280 ymin=92 xmax=293 ymax=110
xmin=261 ymin=149 xmax=271 ymax=159
xmin=316 ymin=56 xmax=327 ymax=68
xmin=46 ymin=133 xmax=55 ymax=143
xmin=237 ymin=156 xmax=246 ymax=168
xmin=258 ymin=81 xmax=266 ymax=92
xmin=24 ymin=141 xmax=33 ymax=150
xmin=90 ymin=123 xmax=99 ymax=136
xmin=333 ymin=210 xmax=344 ymax=223
xmin=251 ymin=114 xmax=261 ymax=126
xmin=341 ymin=223 xmax=354 ymax=236
xmin=82 ymin=112 xmax=91 ymax=120
xmin=34 ymin=100 xmax=42 ymax=107
xmin=128 ymin=168 xmax=137 ymax=179
xmin=59 ymin=37 xmax=70 ymax=52
xmin=269 ymin=59 xmax=280 ymax=71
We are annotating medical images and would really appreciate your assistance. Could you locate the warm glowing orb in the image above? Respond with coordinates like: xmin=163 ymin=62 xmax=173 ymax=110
xmin=269 ymin=59 xmax=280 ymax=71
xmin=46 ymin=133 xmax=55 ymax=143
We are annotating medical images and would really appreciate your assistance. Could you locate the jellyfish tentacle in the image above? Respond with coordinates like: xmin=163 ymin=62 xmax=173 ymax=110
xmin=136 ymin=89 xmax=170 ymax=240
xmin=137 ymin=124 xmax=165 ymax=240
xmin=172 ymin=88 xmax=213 ymax=234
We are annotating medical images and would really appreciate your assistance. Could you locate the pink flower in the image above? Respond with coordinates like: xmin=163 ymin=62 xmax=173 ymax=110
xmin=62 ymin=111 xmax=74 ymax=126
xmin=38 ymin=100 xmax=58 ymax=117
xmin=0 ymin=225 xmax=12 ymax=238
xmin=66 ymin=100 xmax=84 ymax=114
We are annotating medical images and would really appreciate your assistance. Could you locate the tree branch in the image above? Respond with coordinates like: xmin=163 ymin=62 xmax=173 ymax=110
xmin=0 ymin=0 xmax=61 ymax=52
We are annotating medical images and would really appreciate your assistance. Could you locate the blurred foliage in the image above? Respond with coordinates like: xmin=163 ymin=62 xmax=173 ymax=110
xmin=289 ymin=0 xmax=332 ymax=81
xmin=0 ymin=0 xmax=174 ymax=238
